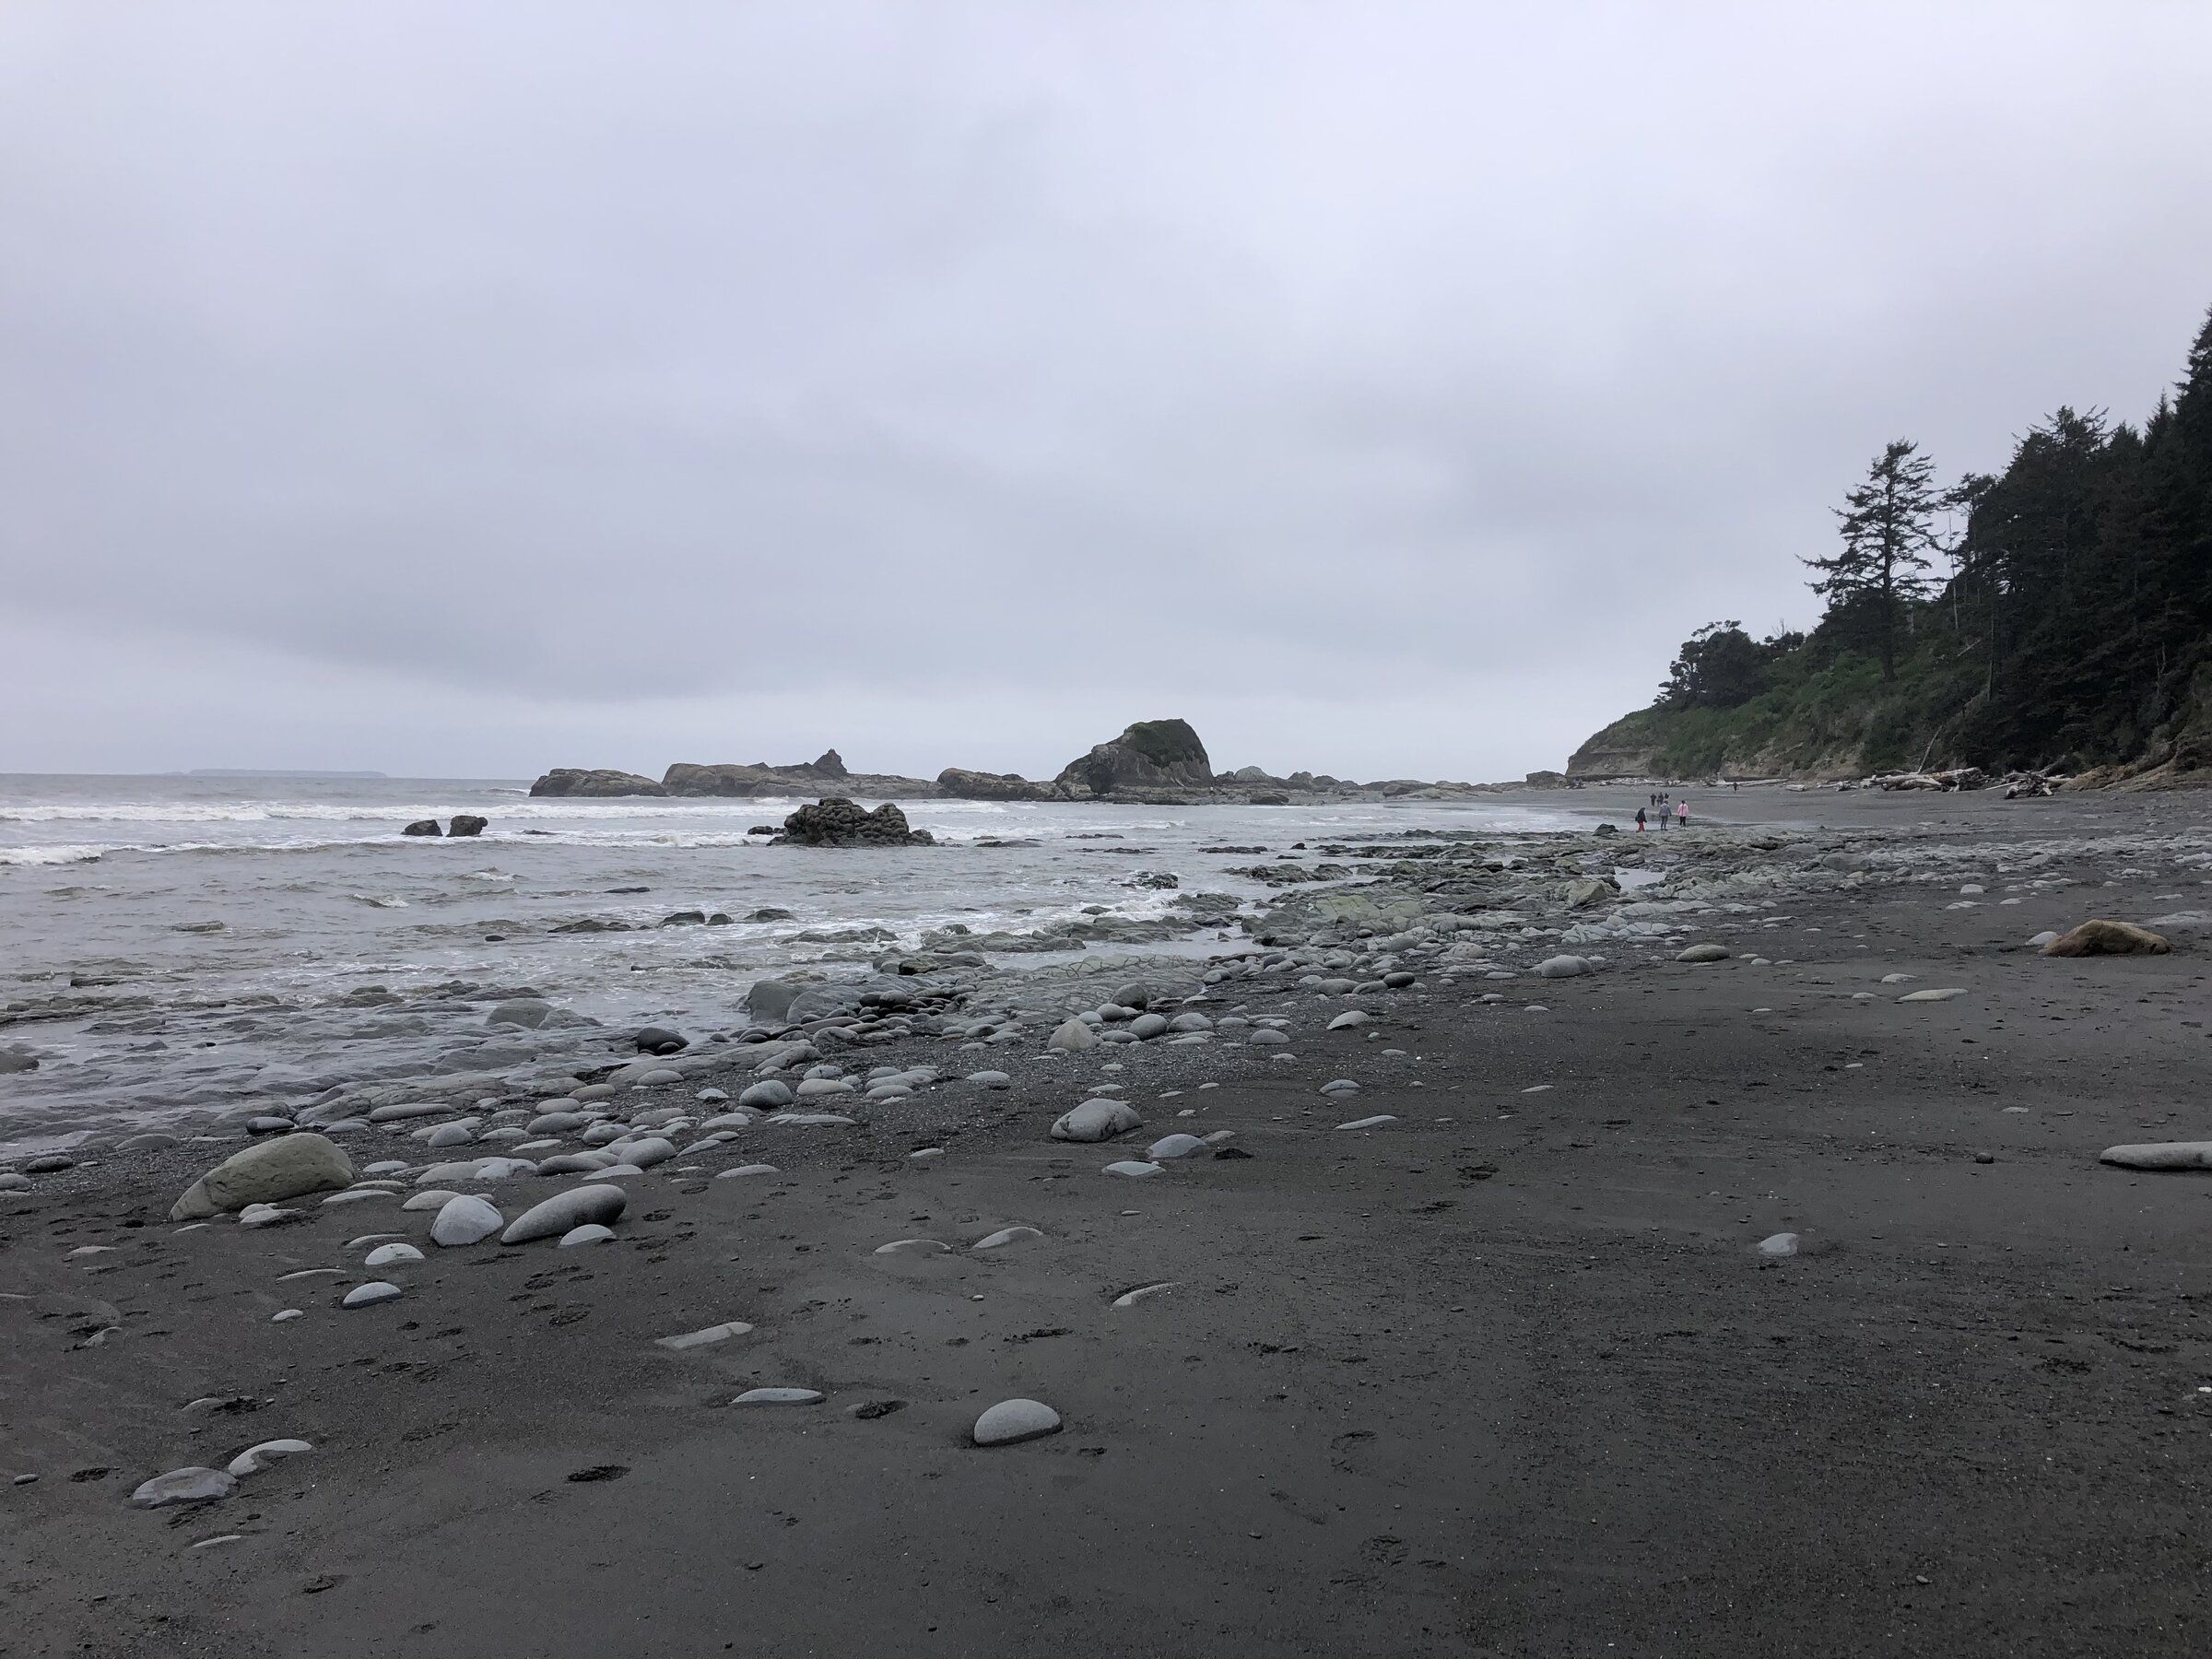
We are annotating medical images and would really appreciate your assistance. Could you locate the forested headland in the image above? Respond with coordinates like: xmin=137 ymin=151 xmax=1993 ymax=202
xmin=1570 ymin=307 xmax=2212 ymax=787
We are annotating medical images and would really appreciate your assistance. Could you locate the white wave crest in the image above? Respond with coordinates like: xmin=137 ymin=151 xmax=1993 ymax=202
xmin=0 ymin=843 xmax=106 ymax=866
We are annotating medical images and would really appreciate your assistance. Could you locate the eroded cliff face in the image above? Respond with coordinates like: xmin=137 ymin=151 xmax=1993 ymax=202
xmin=1565 ymin=733 xmax=1664 ymax=780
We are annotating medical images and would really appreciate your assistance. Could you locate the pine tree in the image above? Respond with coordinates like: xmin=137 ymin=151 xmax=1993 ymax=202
xmin=1804 ymin=439 xmax=1943 ymax=680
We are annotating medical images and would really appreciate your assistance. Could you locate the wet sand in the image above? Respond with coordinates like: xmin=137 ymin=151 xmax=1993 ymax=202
xmin=5 ymin=787 xmax=2209 ymax=1657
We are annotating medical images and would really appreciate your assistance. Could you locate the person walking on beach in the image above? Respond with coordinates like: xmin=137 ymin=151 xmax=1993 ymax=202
xmin=1677 ymin=798 xmax=1690 ymax=829
xmin=1634 ymin=806 xmax=1647 ymax=833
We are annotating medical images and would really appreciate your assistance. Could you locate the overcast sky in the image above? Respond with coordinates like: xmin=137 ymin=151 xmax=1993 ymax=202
xmin=4 ymin=3 xmax=2210 ymax=783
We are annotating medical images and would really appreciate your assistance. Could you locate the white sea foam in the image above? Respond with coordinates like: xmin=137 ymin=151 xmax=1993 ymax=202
xmin=0 ymin=843 xmax=108 ymax=866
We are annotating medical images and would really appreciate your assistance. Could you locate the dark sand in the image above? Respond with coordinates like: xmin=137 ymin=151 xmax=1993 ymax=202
xmin=6 ymin=787 xmax=2210 ymax=1657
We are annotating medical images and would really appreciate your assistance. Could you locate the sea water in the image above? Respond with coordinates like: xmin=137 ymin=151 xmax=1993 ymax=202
xmin=0 ymin=773 xmax=1588 ymax=1149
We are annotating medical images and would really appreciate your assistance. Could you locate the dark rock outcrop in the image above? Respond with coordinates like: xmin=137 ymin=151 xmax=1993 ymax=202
xmin=529 ymin=768 xmax=668 ymax=798
xmin=771 ymin=797 xmax=935 ymax=847
xmin=1055 ymin=719 xmax=1215 ymax=797
xmin=448 ymin=814 xmax=488 ymax=837
xmin=662 ymin=762 xmax=771 ymax=796
xmin=664 ymin=759 xmax=937 ymax=797
xmin=935 ymin=767 xmax=1053 ymax=801
xmin=402 ymin=818 xmax=442 ymax=837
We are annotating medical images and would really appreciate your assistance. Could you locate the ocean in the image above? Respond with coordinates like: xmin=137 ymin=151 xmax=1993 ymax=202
xmin=0 ymin=773 xmax=1591 ymax=1151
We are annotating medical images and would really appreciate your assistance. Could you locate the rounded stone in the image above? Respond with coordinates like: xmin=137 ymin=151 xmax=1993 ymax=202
xmin=1046 ymin=1019 xmax=1098 ymax=1052
xmin=1050 ymin=1100 xmax=1144 ymax=1143
xmin=429 ymin=1194 xmax=503 ymax=1247
xmin=971 ymin=1398 xmax=1062 ymax=1447
xmin=501 ymin=1183 xmax=628 ymax=1244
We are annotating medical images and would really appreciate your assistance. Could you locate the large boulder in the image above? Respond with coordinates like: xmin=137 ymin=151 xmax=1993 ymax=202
xmin=501 ymin=1184 xmax=627 ymax=1244
xmin=401 ymin=819 xmax=442 ymax=837
xmin=528 ymin=768 xmax=667 ymax=798
xmin=170 ymin=1133 xmax=356 ymax=1220
xmin=772 ymin=798 xmax=934 ymax=847
xmin=2041 ymin=920 xmax=2171 ymax=957
xmin=1053 ymin=720 xmax=1215 ymax=796
xmin=936 ymin=767 xmax=1053 ymax=801
xmin=447 ymin=814 xmax=488 ymax=837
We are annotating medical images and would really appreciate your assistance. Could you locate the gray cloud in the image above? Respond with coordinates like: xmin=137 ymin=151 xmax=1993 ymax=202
xmin=5 ymin=2 xmax=2211 ymax=780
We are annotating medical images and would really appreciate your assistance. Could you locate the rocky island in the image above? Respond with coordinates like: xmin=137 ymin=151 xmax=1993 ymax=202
xmin=529 ymin=719 xmax=1525 ymax=805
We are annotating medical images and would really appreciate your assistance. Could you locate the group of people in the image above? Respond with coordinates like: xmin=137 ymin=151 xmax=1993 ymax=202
xmin=1634 ymin=791 xmax=1689 ymax=832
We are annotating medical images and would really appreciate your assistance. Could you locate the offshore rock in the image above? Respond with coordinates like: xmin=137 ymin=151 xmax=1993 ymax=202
xmin=1054 ymin=719 xmax=1215 ymax=796
xmin=528 ymin=768 xmax=668 ymax=798
xmin=772 ymin=798 xmax=935 ymax=848
xmin=936 ymin=767 xmax=1053 ymax=801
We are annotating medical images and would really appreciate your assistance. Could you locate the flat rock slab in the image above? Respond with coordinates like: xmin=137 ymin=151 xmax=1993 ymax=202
xmin=970 ymin=1226 xmax=1044 ymax=1253
xmin=559 ymin=1224 xmax=617 ymax=1248
xmin=2100 ymin=1142 xmax=2212 ymax=1171
xmin=1145 ymin=1135 xmax=1207 ymax=1160
xmin=971 ymin=1398 xmax=1062 ymax=1446
xmin=874 ymin=1238 xmax=950 ymax=1255
xmin=227 ymin=1439 xmax=312 ymax=1477
xmin=656 ymin=1321 xmax=754 ymax=1351
xmin=1677 ymin=944 xmax=1731 ymax=963
xmin=1103 ymin=1160 xmax=1163 ymax=1179
xmin=1899 ymin=988 xmax=1967 ymax=1003
xmin=1335 ymin=1115 xmax=1399 ymax=1131
xmin=341 ymin=1281 xmax=403 ymax=1309
xmin=1112 ymin=1281 xmax=1180 ymax=1308
xmin=733 ymin=1387 xmax=824 ymax=1406
xmin=131 ymin=1466 xmax=236 ymax=1508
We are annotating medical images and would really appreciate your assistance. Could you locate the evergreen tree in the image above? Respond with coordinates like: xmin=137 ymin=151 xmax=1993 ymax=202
xmin=1804 ymin=440 xmax=1944 ymax=680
